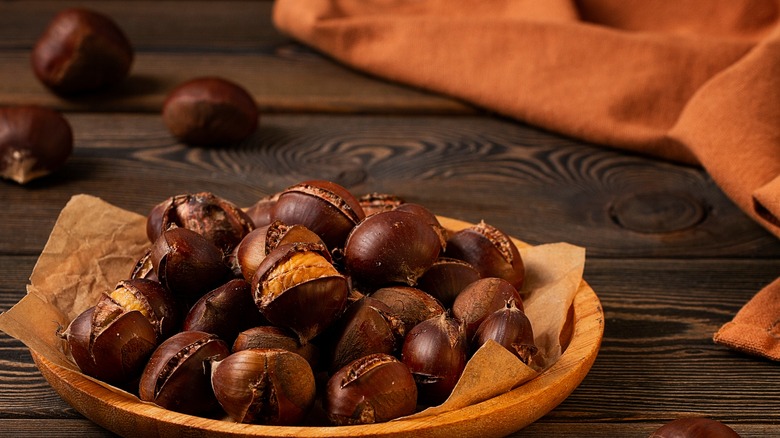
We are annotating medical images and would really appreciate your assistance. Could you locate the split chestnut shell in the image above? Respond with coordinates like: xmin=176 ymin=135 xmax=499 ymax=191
xmin=445 ymin=221 xmax=525 ymax=289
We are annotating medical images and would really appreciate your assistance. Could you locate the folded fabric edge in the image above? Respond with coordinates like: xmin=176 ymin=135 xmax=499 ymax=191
xmin=753 ymin=174 xmax=780 ymax=228
xmin=714 ymin=321 xmax=780 ymax=362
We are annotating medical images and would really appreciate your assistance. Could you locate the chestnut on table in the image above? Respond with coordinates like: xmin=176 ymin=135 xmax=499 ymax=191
xmin=0 ymin=1 xmax=779 ymax=438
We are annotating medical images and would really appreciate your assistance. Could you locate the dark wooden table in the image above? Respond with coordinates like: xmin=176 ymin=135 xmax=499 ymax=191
xmin=1 ymin=2 xmax=779 ymax=437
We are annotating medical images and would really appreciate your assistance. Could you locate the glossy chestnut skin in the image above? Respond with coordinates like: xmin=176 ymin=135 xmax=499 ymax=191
xmin=232 ymin=326 xmax=319 ymax=369
xmin=106 ymin=278 xmax=180 ymax=340
xmin=416 ymin=257 xmax=481 ymax=308
xmin=649 ymin=417 xmax=740 ymax=438
xmin=401 ymin=313 xmax=467 ymax=405
xmin=211 ymin=348 xmax=316 ymax=425
xmin=31 ymin=8 xmax=133 ymax=95
xmin=445 ymin=221 xmax=525 ymax=289
xmin=344 ymin=210 xmax=441 ymax=287
xmin=451 ymin=277 xmax=523 ymax=340
xmin=271 ymin=180 xmax=365 ymax=251
xmin=182 ymin=279 xmax=264 ymax=346
xmin=162 ymin=77 xmax=258 ymax=146
xmin=231 ymin=220 xmax=323 ymax=282
xmin=139 ymin=331 xmax=229 ymax=415
xmin=0 ymin=105 xmax=73 ymax=184
xmin=325 ymin=353 xmax=417 ymax=425
xmin=328 ymin=296 xmax=405 ymax=373
xmin=393 ymin=202 xmax=447 ymax=249
xmin=129 ymin=248 xmax=158 ymax=282
xmin=150 ymin=227 xmax=232 ymax=304
xmin=251 ymin=242 xmax=348 ymax=344
xmin=60 ymin=305 xmax=157 ymax=385
xmin=146 ymin=192 xmax=254 ymax=254
xmin=473 ymin=299 xmax=537 ymax=364
xmin=244 ymin=193 xmax=279 ymax=229
xmin=369 ymin=286 xmax=445 ymax=334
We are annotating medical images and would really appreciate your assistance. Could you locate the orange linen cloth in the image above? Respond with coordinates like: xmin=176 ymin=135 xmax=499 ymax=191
xmin=273 ymin=0 xmax=780 ymax=360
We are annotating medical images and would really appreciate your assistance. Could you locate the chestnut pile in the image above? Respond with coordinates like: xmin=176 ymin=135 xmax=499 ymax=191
xmin=59 ymin=180 xmax=537 ymax=426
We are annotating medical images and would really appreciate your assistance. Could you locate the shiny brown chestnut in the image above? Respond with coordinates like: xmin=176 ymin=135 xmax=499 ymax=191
xmin=231 ymin=220 xmax=323 ymax=282
xmin=162 ymin=77 xmax=258 ymax=146
xmin=150 ymin=227 xmax=232 ymax=304
xmin=344 ymin=210 xmax=441 ymax=287
xmin=416 ymin=257 xmax=481 ymax=308
xmin=325 ymin=353 xmax=417 ymax=425
xmin=451 ymin=277 xmax=523 ymax=340
xmin=370 ymin=286 xmax=445 ymax=334
xmin=445 ymin=221 xmax=525 ymax=289
xmin=182 ymin=279 xmax=264 ymax=346
xmin=244 ymin=193 xmax=279 ymax=229
xmin=139 ymin=331 xmax=229 ymax=415
xmin=105 ymin=278 xmax=180 ymax=340
xmin=473 ymin=299 xmax=537 ymax=364
xmin=0 ymin=105 xmax=73 ymax=184
xmin=271 ymin=180 xmax=365 ymax=251
xmin=211 ymin=348 xmax=316 ymax=425
xmin=649 ymin=417 xmax=740 ymax=438
xmin=232 ymin=326 xmax=319 ymax=369
xmin=358 ymin=192 xmax=405 ymax=216
xmin=328 ymin=296 xmax=405 ymax=374
xmin=251 ymin=242 xmax=348 ymax=344
xmin=393 ymin=203 xmax=448 ymax=250
xmin=59 ymin=304 xmax=157 ymax=385
xmin=401 ymin=313 xmax=467 ymax=405
xmin=31 ymin=8 xmax=133 ymax=95
xmin=146 ymin=192 xmax=254 ymax=254
xmin=129 ymin=248 xmax=158 ymax=282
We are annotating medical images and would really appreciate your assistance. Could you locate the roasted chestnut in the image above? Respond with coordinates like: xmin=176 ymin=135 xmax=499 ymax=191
xmin=231 ymin=220 xmax=323 ymax=282
xmin=393 ymin=203 xmax=447 ymax=249
xmin=445 ymin=221 xmax=525 ymax=289
xmin=451 ymin=277 xmax=523 ymax=340
xmin=146 ymin=192 xmax=254 ymax=254
xmin=416 ymin=257 xmax=481 ymax=308
xmin=271 ymin=180 xmax=365 ymax=251
xmin=325 ymin=353 xmax=417 ymax=425
xmin=31 ymin=8 xmax=133 ymax=95
xmin=369 ymin=286 xmax=445 ymax=334
xmin=650 ymin=417 xmax=740 ymax=438
xmin=344 ymin=210 xmax=441 ymax=287
xmin=244 ymin=193 xmax=279 ymax=229
xmin=473 ymin=299 xmax=536 ymax=364
xmin=211 ymin=348 xmax=316 ymax=425
xmin=60 ymin=304 xmax=157 ymax=385
xmin=129 ymin=248 xmax=158 ymax=282
xmin=150 ymin=227 xmax=232 ymax=304
xmin=401 ymin=314 xmax=467 ymax=405
xmin=105 ymin=278 xmax=180 ymax=340
xmin=0 ymin=105 xmax=73 ymax=184
xmin=139 ymin=331 xmax=229 ymax=415
xmin=328 ymin=296 xmax=405 ymax=373
xmin=358 ymin=192 xmax=405 ymax=216
xmin=182 ymin=279 xmax=264 ymax=346
xmin=232 ymin=326 xmax=319 ymax=369
xmin=251 ymin=242 xmax=348 ymax=344
xmin=162 ymin=77 xmax=259 ymax=146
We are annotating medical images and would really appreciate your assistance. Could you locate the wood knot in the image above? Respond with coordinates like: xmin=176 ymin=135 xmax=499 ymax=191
xmin=608 ymin=191 xmax=707 ymax=234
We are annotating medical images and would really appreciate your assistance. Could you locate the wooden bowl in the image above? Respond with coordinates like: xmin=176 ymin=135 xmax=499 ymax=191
xmin=32 ymin=217 xmax=604 ymax=438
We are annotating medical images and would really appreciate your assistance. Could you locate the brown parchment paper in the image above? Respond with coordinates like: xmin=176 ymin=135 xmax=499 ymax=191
xmin=0 ymin=194 xmax=585 ymax=419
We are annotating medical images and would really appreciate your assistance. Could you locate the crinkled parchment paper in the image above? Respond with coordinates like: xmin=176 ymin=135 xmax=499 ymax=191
xmin=0 ymin=194 xmax=585 ymax=417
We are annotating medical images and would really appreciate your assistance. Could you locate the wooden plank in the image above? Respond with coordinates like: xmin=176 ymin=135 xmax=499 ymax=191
xmin=0 ymin=1 xmax=470 ymax=114
xmin=1 ymin=113 xmax=777 ymax=258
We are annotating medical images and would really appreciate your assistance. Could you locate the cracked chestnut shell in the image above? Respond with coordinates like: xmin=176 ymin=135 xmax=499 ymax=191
xmin=344 ymin=210 xmax=441 ymax=287
xmin=103 ymin=278 xmax=180 ymax=340
xmin=650 ymin=417 xmax=740 ymax=438
xmin=369 ymin=286 xmax=445 ymax=334
xmin=358 ymin=192 xmax=405 ymax=216
xmin=416 ymin=257 xmax=481 ymax=308
xmin=271 ymin=180 xmax=365 ymax=251
xmin=231 ymin=220 xmax=323 ymax=282
xmin=0 ymin=105 xmax=73 ymax=184
xmin=452 ymin=277 xmax=523 ymax=340
xmin=244 ymin=193 xmax=279 ymax=229
xmin=401 ymin=313 xmax=467 ymax=405
xmin=60 ymin=304 xmax=157 ymax=385
xmin=251 ymin=242 xmax=348 ymax=344
xmin=211 ymin=348 xmax=316 ymax=425
xmin=325 ymin=353 xmax=417 ymax=425
xmin=182 ymin=279 xmax=264 ymax=346
xmin=162 ymin=77 xmax=259 ymax=146
xmin=129 ymin=248 xmax=158 ymax=282
xmin=31 ymin=8 xmax=133 ymax=95
xmin=473 ymin=299 xmax=537 ymax=364
xmin=150 ymin=227 xmax=232 ymax=304
xmin=146 ymin=192 xmax=254 ymax=254
xmin=232 ymin=326 xmax=319 ymax=370
xmin=139 ymin=331 xmax=229 ymax=415
xmin=445 ymin=221 xmax=525 ymax=289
